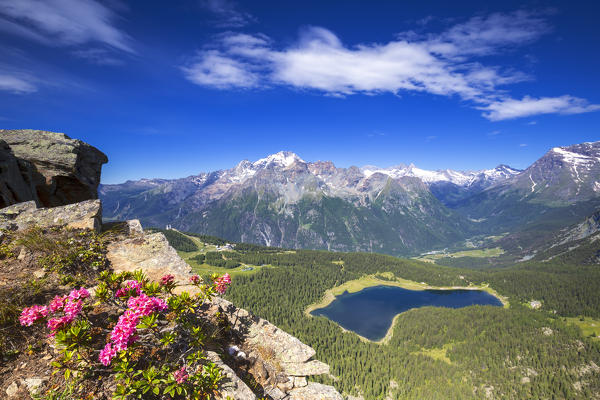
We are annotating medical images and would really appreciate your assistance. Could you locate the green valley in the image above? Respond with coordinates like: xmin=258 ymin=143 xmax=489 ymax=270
xmin=157 ymin=229 xmax=600 ymax=399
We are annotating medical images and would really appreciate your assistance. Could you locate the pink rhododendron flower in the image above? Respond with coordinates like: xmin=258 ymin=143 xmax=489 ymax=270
xmin=190 ymin=275 xmax=200 ymax=284
xmin=99 ymin=342 xmax=117 ymax=366
xmin=19 ymin=305 xmax=49 ymax=326
xmin=214 ymin=273 xmax=231 ymax=294
xmin=64 ymin=299 xmax=83 ymax=319
xmin=160 ymin=274 xmax=174 ymax=286
xmin=49 ymin=295 xmax=67 ymax=313
xmin=101 ymin=293 xmax=169 ymax=366
xmin=127 ymin=293 xmax=168 ymax=317
xmin=110 ymin=309 xmax=139 ymax=350
xmin=173 ymin=366 xmax=188 ymax=384
xmin=115 ymin=280 xmax=142 ymax=298
xmin=68 ymin=287 xmax=90 ymax=301
xmin=47 ymin=315 xmax=74 ymax=335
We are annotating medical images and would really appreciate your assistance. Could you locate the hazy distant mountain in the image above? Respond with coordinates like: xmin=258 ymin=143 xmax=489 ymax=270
xmin=100 ymin=142 xmax=600 ymax=256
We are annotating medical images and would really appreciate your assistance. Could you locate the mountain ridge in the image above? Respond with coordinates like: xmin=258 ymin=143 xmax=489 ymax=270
xmin=100 ymin=141 xmax=600 ymax=257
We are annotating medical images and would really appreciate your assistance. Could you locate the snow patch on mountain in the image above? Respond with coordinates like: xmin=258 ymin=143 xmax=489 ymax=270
xmin=552 ymin=147 xmax=595 ymax=166
xmin=253 ymin=151 xmax=305 ymax=169
xmin=361 ymin=163 xmax=520 ymax=187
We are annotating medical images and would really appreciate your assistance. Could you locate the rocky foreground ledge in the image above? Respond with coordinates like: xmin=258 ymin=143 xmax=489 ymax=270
xmin=0 ymin=199 xmax=343 ymax=400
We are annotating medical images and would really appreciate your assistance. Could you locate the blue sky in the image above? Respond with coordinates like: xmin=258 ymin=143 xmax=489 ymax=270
xmin=0 ymin=0 xmax=599 ymax=183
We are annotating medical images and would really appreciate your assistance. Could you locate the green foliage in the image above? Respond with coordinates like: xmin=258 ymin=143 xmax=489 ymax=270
xmin=38 ymin=230 xmax=109 ymax=278
xmin=486 ymin=262 xmax=600 ymax=318
xmin=0 ymin=241 xmax=15 ymax=259
xmin=185 ymin=232 xmax=227 ymax=246
xmin=193 ymin=251 xmax=241 ymax=268
xmin=18 ymin=260 xmax=230 ymax=399
xmin=225 ymin=249 xmax=600 ymax=399
xmin=147 ymin=228 xmax=198 ymax=252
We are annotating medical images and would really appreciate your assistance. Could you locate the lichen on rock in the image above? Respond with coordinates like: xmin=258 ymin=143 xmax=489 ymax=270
xmin=0 ymin=199 xmax=102 ymax=231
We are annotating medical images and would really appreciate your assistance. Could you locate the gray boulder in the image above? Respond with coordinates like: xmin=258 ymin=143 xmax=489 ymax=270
xmin=0 ymin=200 xmax=102 ymax=231
xmin=0 ymin=140 xmax=37 ymax=208
xmin=287 ymin=382 xmax=344 ymax=400
xmin=106 ymin=232 xmax=194 ymax=291
xmin=0 ymin=129 xmax=107 ymax=207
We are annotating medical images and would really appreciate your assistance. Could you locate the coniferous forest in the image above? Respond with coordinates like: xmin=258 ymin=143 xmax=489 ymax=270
xmin=217 ymin=247 xmax=600 ymax=399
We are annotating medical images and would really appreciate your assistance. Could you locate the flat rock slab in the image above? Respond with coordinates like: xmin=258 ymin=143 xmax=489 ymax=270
xmin=106 ymin=232 xmax=193 ymax=286
xmin=0 ymin=200 xmax=102 ymax=231
xmin=281 ymin=360 xmax=330 ymax=377
xmin=288 ymin=383 xmax=344 ymax=400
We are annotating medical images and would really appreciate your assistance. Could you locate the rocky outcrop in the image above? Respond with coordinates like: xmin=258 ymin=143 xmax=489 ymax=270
xmin=0 ymin=200 xmax=102 ymax=231
xmin=0 ymin=130 xmax=342 ymax=400
xmin=206 ymin=351 xmax=258 ymax=400
xmin=0 ymin=140 xmax=37 ymax=208
xmin=288 ymin=383 xmax=344 ymax=400
xmin=0 ymin=130 xmax=107 ymax=208
xmin=103 ymin=217 xmax=342 ymax=399
xmin=106 ymin=231 xmax=196 ymax=294
xmin=211 ymin=296 xmax=337 ymax=398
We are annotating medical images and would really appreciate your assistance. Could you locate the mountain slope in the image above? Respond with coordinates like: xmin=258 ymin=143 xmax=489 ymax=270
xmin=452 ymin=141 xmax=600 ymax=233
xmin=101 ymin=152 xmax=476 ymax=255
xmin=101 ymin=142 xmax=600 ymax=258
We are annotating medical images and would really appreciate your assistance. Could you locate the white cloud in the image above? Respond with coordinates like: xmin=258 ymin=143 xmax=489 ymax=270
xmin=200 ymin=0 xmax=255 ymax=28
xmin=0 ymin=0 xmax=134 ymax=52
xmin=182 ymin=50 xmax=260 ymax=89
xmin=71 ymin=48 xmax=123 ymax=66
xmin=183 ymin=10 xmax=600 ymax=121
xmin=183 ymin=25 xmax=520 ymax=99
xmin=269 ymin=27 xmax=483 ymax=98
xmin=0 ymin=73 xmax=36 ymax=93
xmin=424 ymin=10 xmax=551 ymax=58
xmin=480 ymin=95 xmax=600 ymax=121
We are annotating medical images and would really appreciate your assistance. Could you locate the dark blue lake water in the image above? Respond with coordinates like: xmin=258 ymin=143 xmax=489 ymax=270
xmin=311 ymin=285 xmax=503 ymax=341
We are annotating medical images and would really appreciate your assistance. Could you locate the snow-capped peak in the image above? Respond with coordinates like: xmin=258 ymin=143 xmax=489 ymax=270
xmin=551 ymin=147 xmax=596 ymax=166
xmin=479 ymin=165 xmax=522 ymax=179
xmin=361 ymin=163 xmax=520 ymax=187
xmin=253 ymin=151 xmax=305 ymax=169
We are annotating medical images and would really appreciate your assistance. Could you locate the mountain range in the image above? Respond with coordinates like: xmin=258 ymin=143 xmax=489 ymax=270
xmin=100 ymin=141 xmax=600 ymax=257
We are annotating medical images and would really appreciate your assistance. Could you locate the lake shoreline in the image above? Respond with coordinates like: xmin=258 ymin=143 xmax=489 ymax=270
xmin=305 ymin=274 xmax=509 ymax=344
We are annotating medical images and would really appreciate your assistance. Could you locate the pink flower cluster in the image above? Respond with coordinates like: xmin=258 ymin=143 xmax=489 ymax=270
xmin=115 ymin=280 xmax=142 ymax=298
xmin=214 ymin=273 xmax=231 ymax=294
xmin=189 ymin=275 xmax=200 ymax=284
xmin=69 ymin=287 xmax=91 ymax=301
xmin=160 ymin=274 xmax=174 ymax=286
xmin=19 ymin=305 xmax=48 ymax=326
xmin=49 ymin=295 xmax=67 ymax=313
xmin=173 ymin=366 xmax=188 ymax=384
xmin=19 ymin=288 xmax=90 ymax=336
xmin=127 ymin=293 xmax=168 ymax=316
xmin=99 ymin=293 xmax=168 ymax=366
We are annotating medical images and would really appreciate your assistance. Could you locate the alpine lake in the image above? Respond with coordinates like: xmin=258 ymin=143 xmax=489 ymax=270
xmin=311 ymin=285 xmax=503 ymax=341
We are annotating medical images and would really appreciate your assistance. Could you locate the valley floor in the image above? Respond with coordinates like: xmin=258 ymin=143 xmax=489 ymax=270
xmin=160 ymin=228 xmax=600 ymax=399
